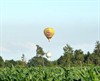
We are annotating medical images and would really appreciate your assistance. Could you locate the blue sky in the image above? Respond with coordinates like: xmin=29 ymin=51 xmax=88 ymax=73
xmin=0 ymin=0 xmax=100 ymax=61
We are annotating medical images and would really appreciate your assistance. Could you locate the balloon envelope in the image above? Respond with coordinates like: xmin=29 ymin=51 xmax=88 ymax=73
xmin=44 ymin=27 xmax=55 ymax=41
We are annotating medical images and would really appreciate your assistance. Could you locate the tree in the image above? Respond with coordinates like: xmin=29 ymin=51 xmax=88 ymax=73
xmin=21 ymin=54 xmax=26 ymax=62
xmin=51 ymin=60 xmax=58 ymax=66
xmin=84 ymin=51 xmax=91 ymax=64
xmin=93 ymin=41 xmax=100 ymax=56
xmin=4 ymin=59 xmax=16 ymax=67
xmin=27 ymin=56 xmax=50 ymax=67
xmin=63 ymin=44 xmax=73 ymax=66
xmin=36 ymin=45 xmax=45 ymax=57
xmin=57 ymin=44 xmax=73 ymax=66
xmin=73 ymin=49 xmax=84 ymax=66
xmin=0 ymin=56 xmax=4 ymax=67
xmin=63 ymin=44 xmax=73 ymax=55
xmin=93 ymin=54 xmax=100 ymax=65
xmin=16 ymin=60 xmax=27 ymax=67
xmin=57 ymin=56 xmax=67 ymax=66
xmin=92 ymin=41 xmax=100 ymax=65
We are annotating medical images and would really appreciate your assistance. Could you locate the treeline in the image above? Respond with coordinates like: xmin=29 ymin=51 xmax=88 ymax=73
xmin=0 ymin=41 xmax=100 ymax=67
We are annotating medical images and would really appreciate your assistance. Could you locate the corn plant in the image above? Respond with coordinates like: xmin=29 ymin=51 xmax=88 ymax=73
xmin=0 ymin=66 xmax=100 ymax=81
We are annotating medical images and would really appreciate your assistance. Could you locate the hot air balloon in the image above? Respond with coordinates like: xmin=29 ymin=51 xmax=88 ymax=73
xmin=44 ymin=27 xmax=55 ymax=42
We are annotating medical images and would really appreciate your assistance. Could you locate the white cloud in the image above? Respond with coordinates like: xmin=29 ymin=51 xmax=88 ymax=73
xmin=0 ymin=42 xmax=37 ymax=61
xmin=0 ymin=46 xmax=9 ymax=52
xmin=12 ymin=42 xmax=37 ymax=50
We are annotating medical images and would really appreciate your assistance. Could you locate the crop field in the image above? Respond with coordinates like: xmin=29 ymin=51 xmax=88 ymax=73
xmin=0 ymin=67 xmax=100 ymax=81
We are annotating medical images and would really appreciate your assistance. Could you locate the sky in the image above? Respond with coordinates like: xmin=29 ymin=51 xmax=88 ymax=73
xmin=0 ymin=0 xmax=100 ymax=61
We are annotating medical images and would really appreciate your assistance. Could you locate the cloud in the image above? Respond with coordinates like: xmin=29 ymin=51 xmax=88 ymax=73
xmin=24 ymin=42 xmax=37 ymax=49
xmin=0 ymin=47 xmax=9 ymax=52
xmin=0 ymin=42 xmax=37 ymax=61
xmin=11 ymin=42 xmax=37 ymax=51
xmin=0 ymin=42 xmax=37 ymax=54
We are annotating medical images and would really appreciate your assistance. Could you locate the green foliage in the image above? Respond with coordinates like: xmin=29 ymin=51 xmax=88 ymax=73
xmin=59 ymin=44 xmax=74 ymax=67
xmin=93 ymin=41 xmax=100 ymax=55
xmin=63 ymin=44 xmax=73 ymax=55
xmin=27 ymin=57 xmax=51 ymax=67
xmin=0 ymin=67 xmax=100 ymax=81
xmin=16 ymin=60 xmax=27 ymax=67
xmin=4 ymin=60 xmax=26 ymax=68
xmin=57 ymin=41 xmax=100 ymax=67
xmin=4 ymin=60 xmax=16 ymax=68
xmin=36 ymin=45 xmax=45 ymax=56
xmin=0 ymin=41 xmax=100 ymax=67
xmin=0 ymin=56 xmax=4 ymax=67
xmin=73 ymin=49 xmax=84 ymax=66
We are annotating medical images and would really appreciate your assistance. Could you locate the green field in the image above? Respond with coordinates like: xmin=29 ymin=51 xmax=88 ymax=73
xmin=0 ymin=66 xmax=100 ymax=81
